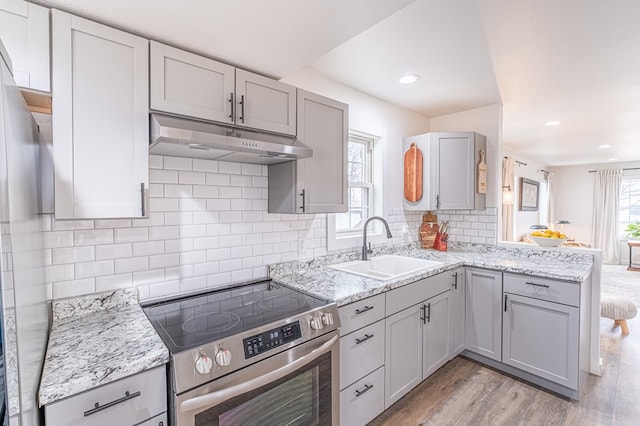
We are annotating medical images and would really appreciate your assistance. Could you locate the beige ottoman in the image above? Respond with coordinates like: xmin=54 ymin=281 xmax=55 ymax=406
xmin=601 ymin=297 xmax=638 ymax=335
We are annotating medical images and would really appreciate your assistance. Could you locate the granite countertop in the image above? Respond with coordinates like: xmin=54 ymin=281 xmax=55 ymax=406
xmin=270 ymin=242 xmax=594 ymax=306
xmin=38 ymin=288 xmax=169 ymax=407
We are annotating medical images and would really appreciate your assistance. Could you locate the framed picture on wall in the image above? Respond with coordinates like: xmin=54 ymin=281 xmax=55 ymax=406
xmin=519 ymin=177 xmax=539 ymax=211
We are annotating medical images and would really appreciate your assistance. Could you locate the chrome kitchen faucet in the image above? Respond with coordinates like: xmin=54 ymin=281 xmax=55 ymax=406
xmin=362 ymin=216 xmax=393 ymax=260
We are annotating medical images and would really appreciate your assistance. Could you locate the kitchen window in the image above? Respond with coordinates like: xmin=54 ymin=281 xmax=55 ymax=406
xmin=619 ymin=171 xmax=640 ymax=238
xmin=328 ymin=131 xmax=380 ymax=250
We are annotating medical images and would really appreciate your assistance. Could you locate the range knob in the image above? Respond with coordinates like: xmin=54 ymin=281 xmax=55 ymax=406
xmin=322 ymin=312 xmax=334 ymax=326
xmin=194 ymin=353 xmax=213 ymax=375
xmin=215 ymin=347 xmax=232 ymax=367
xmin=310 ymin=315 xmax=324 ymax=330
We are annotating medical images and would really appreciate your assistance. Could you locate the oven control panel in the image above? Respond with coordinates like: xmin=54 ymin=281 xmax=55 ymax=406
xmin=243 ymin=321 xmax=302 ymax=359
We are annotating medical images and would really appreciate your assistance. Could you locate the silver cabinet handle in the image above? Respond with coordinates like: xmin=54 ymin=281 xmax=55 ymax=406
xmin=420 ymin=305 xmax=426 ymax=324
xmin=84 ymin=390 xmax=141 ymax=417
xmin=355 ymin=305 xmax=373 ymax=315
xmin=452 ymin=272 xmax=458 ymax=289
xmin=140 ymin=182 xmax=147 ymax=217
xmin=355 ymin=334 xmax=373 ymax=344
xmin=229 ymin=92 xmax=234 ymax=121
xmin=426 ymin=303 xmax=431 ymax=323
xmin=436 ymin=194 xmax=440 ymax=210
xmin=525 ymin=281 xmax=550 ymax=288
xmin=504 ymin=294 xmax=508 ymax=312
xmin=355 ymin=383 xmax=373 ymax=397
xmin=239 ymin=94 xmax=245 ymax=123
xmin=299 ymin=189 xmax=306 ymax=212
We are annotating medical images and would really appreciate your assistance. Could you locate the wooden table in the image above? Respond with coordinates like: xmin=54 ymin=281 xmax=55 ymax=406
xmin=628 ymin=241 xmax=640 ymax=271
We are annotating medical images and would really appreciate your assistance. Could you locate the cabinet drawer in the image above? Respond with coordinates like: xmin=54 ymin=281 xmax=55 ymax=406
xmin=386 ymin=272 xmax=450 ymax=315
xmin=504 ymin=273 xmax=580 ymax=307
xmin=45 ymin=366 xmax=167 ymax=426
xmin=340 ymin=319 xmax=385 ymax=389
xmin=340 ymin=366 xmax=385 ymax=426
xmin=339 ymin=293 xmax=385 ymax=336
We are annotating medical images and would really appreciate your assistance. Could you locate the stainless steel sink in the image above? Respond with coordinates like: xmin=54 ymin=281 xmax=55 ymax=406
xmin=328 ymin=255 xmax=443 ymax=281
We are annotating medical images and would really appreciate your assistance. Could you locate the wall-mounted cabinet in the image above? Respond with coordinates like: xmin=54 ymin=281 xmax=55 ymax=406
xmin=150 ymin=41 xmax=296 ymax=136
xmin=268 ymin=90 xmax=348 ymax=214
xmin=403 ymin=131 xmax=486 ymax=210
xmin=0 ymin=0 xmax=50 ymax=92
xmin=52 ymin=10 xmax=149 ymax=219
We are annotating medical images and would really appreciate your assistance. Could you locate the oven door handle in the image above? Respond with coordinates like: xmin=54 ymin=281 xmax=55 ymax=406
xmin=179 ymin=334 xmax=339 ymax=414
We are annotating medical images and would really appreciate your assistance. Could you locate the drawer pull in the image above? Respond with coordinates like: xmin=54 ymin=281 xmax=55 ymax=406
xmin=355 ymin=305 xmax=374 ymax=315
xmin=355 ymin=334 xmax=373 ymax=344
xmin=355 ymin=383 xmax=373 ymax=397
xmin=525 ymin=281 xmax=550 ymax=289
xmin=84 ymin=390 xmax=141 ymax=417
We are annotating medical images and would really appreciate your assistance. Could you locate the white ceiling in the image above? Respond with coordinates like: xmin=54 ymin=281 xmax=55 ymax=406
xmin=35 ymin=0 xmax=640 ymax=167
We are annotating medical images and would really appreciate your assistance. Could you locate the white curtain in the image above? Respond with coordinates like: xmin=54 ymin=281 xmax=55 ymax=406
xmin=502 ymin=157 xmax=515 ymax=241
xmin=592 ymin=169 xmax=622 ymax=264
xmin=546 ymin=172 xmax=555 ymax=228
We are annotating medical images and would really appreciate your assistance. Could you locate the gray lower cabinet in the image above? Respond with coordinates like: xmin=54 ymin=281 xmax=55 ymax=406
xmin=422 ymin=290 xmax=451 ymax=378
xmin=44 ymin=366 xmax=167 ymax=426
xmin=449 ymin=267 xmax=465 ymax=356
xmin=385 ymin=302 xmax=422 ymax=408
xmin=503 ymin=273 xmax=581 ymax=390
xmin=338 ymin=294 xmax=386 ymax=426
xmin=465 ymin=267 xmax=502 ymax=361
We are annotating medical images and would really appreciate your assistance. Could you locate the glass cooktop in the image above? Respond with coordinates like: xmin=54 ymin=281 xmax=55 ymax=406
xmin=143 ymin=281 xmax=328 ymax=353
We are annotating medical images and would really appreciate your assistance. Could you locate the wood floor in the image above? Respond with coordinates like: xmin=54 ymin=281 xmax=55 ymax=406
xmin=368 ymin=316 xmax=640 ymax=426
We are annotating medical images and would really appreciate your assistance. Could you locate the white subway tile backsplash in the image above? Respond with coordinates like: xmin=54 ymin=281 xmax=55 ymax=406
xmin=150 ymin=169 xmax=178 ymax=184
xmin=75 ymin=260 xmax=114 ymax=279
xmin=252 ymin=176 xmax=268 ymax=188
xmin=193 ymin=211 xmax=219 ymax=224
xmin=220 ymin=259 xmax=242 ymax=273
xmin=132 ymin=212 xmax=165 ymax=228
xmin=207 ymin=199 xmax=231 ymax=211
xmin=193 ymin=159 xmax=218 ymax=173
xmin=165 ymin=238 xmax=194 ymax=253
xmin=149 ymin=280 xmax=180 ymax=299
xmin=149 ymin=198 xmax=179 ymax=212
xmin=179 ymin=171 xmax=206 ymax=185
xmin=193 ymin=237 xmax=219 ymax=250
xmin=132 ymin=241 xmax=164 ymax=257
xmin=192 ymin=186 xmax=219 ymax=199
xmin=206 ymin=248 xmax=231 ymax=262
xmin=133 ymin=269 xmax=165 ymax=285
xmin=73 ymin=229 xmax=115 ymax=246
xmin=96 ymin=243 xmax=133 ymax=260
xmin=166 ymin=265 xmax=194 ymax=280
xmin=53 ymin=246 xmax=95 ymax=264
xmin=149 ymin=226 xmax=180 ymax=241
xmin=207 ymin=224 xmax=231 ymax=236
xmin=230 ymin=175 xmax=252 ymax=187
xmin=164 ymin=156 xmax=192 ymax=171
xmin=219 ymin=235 xmax=242 ymax=247
xmin=193 ymin=262 xmax=219 ymax=276
xmin=164 ymin=184 xmax=193 ymax=198
xmin=219 ymin=187 xmax=242 ymax=198
xmin=115 ymin=257 xmax=149 ymax=273
xmin=149 ymin=253 xmax=180 ymax=269
xmin=230 ymin=199 xmax=253 ymax=211
xmin=149 ymin=155 xmax=163 ymax=169
xmin=219 ymin=211 xmax=244 ymax=223
xmin=53 ymin=278 xmax=95 ymax=299
xmin=242 ymin=187 xmax=263 ymax=199
xmin=45 ymin=264 xmax=74 ymax=283
xmin=96 ymin=273 xmax=133 ymax=293
xmin=180 ymin=276 xmax=207 ymax=293
xmin=206 ymin=173 xmax=230 ymax=186
xmin=95 ymin=219 xmax=132 ymax=229
xmin=206 ymin=273 xmax=231 ymax=288
xmin=231 ymin=269 xmax=253 ymax=282
xmin=218 ymin=161 xmax=241 ymax=174
xmin=165 ymin=212 xmax=194 ymax=226
xmin=53 ymin=220 xmax=94 ymax=231
xmin=115 ymin=227 xmax=149 ymax=243
xmin=179 ymin=198 xmax=207 ymax=212
xmin=44 ymin=231 xmax=74 ymax=248
xmin=180 ymin=224 xmax=207 ymax=238
xmin=179 ymin=250 xmax=207 ymax=265
xmin=241 ymin=163 xmax=263 ymax=176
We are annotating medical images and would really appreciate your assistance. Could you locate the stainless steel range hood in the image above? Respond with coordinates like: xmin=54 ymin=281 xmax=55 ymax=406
xmin=149 ymin=113 xmax=312 ymax=164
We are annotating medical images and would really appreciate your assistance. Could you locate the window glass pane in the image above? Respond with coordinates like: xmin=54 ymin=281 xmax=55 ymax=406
xmin=348 ymin=162 xmax=364 ymax=183
xmin=350 ymin=187 xmax=366 ymax=208
xmin=619 ymin=177 xmax=640 ymax=237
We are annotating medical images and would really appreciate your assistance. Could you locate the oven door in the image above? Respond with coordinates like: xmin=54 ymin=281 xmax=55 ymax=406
xmin=175 ymin=331 xmax=339 ymax=426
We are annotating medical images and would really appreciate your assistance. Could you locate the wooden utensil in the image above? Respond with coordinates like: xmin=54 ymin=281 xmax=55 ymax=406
xmin=477 ymin=150 xmax=487 ymax=194
xmin=404 ymin=142 xmax=423 ymax=202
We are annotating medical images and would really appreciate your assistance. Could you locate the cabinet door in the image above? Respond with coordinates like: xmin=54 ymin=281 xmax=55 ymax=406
xmin=235 ymin=68 xmax=296 ymax=135
xmin=385 ymin=303 xmax=422 ymax=408
xmin=0 ymin=0 xmax=50 ymax=91
xmin=449 ymin=268 xmax=466 ymax=356
xmin=150 ymin=41 xmax=234 ymax=123
xmin=435 ymin=133 xmax=475 ymax=210
xmin=268 ymin=90 xmax=348 ymax=214
xmin=465 ymin=268 xmax=502 ymax=361
xmin=52 ymin=10 xmax=149 ymax=219
xmin=503 ymin=293 xmax=579 ymax=389
xmin=422 ymin=290 xmax=451 ymax=378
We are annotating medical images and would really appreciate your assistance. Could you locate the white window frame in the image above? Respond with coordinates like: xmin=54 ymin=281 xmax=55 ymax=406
xmin=619 ymin=170 xmax=640 ymax=239
xmin=328 ymin=131 xmax=382 ymax=251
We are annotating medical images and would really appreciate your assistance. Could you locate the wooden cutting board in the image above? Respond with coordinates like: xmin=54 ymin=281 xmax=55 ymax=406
xmin=477 ymin=150 xmax=487 ymax=194
xmin=404 ymin=142 xmax=423 ymax=202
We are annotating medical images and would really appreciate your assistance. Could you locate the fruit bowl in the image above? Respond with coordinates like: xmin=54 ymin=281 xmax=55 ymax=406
xmin=531 ymin=236 xmax=566 ymax=247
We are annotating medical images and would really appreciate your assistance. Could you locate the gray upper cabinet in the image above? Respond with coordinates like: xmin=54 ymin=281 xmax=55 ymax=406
xmin=0 ymin=0 xmax=50 ymax=92
xmin=268 ymin=90 xmax=348 ymax=214
xmin=150 ymin=41 xmax=234 ymax=123
xmin=52 ymin=9 xmax=149 ymax=219
xmin=150 ymin=41 xmax=296 ymax=135
xmin=403 ymin=131 xmax=486 ymax=210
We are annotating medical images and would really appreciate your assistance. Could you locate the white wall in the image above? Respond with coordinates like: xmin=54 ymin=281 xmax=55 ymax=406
xmin=504 ymin=150 xmax=550 ymax=241
xmin=551 ymin=160 xmax=640 ymax=260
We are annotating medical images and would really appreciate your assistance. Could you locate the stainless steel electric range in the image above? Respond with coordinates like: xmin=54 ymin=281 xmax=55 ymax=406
xmin=143 ymin=280 xmax=341 ymax=426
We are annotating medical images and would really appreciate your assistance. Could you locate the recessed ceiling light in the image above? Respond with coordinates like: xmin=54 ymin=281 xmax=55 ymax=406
xmin=545 ymin=121 xmax=560 ymax=126
xmin=398 ymin=74 xmax=420 ymax=84
xmin=598 ymin=144 xmax=611 ymax=149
